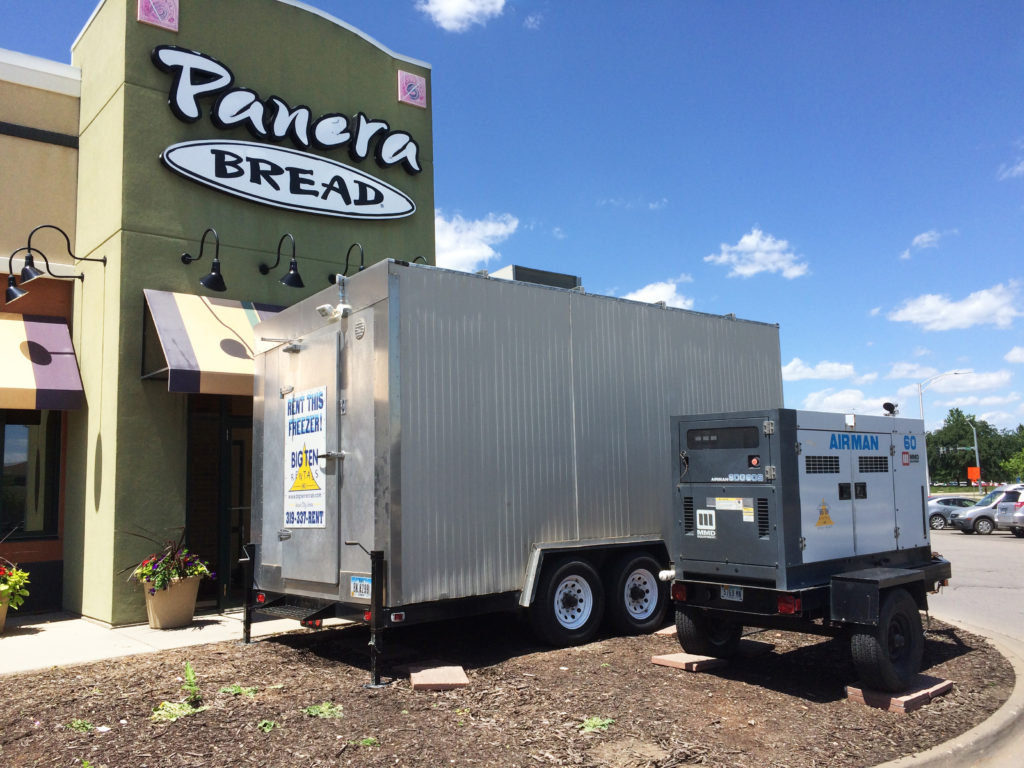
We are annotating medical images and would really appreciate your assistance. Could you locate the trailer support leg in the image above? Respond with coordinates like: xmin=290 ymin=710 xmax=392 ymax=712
xmin=366 ymin=549 xmax=386 ymax=688
xmin=241 ymin=543 xmax=255 ymax=645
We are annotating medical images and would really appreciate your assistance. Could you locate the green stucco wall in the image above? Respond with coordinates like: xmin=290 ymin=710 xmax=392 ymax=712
xmin=65 ymin=0 xmax=434 ymax=624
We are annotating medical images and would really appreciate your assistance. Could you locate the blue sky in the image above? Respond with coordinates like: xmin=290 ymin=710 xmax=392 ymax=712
xmin=2 ymin=1 xmax=1023 ymax=430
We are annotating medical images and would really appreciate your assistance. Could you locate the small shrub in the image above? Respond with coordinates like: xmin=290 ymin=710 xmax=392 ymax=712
xmin=580 ymin=716 xmax=615 ymax=733
xmin=257 ymin=719 xmax=277 ymax=733
xmin=67 ymin=719 xmax=94 ymax=733
xmin=302 ymin=701 xmax=344 ymax=719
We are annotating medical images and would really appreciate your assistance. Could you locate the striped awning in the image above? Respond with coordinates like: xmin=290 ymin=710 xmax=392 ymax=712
xmin=142 ymin=289 xmax=281 ymax=396
xmin=0 ymin=312 xmax=84 ymax=410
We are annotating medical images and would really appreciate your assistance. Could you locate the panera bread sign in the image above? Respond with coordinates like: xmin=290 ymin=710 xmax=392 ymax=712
xmin=152 ymin=46 xmax=420 ymax=219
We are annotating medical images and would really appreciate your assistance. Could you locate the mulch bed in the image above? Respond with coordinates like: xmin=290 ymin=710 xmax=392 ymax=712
xmin=0 ymin=614 xmax=1013 ymax=768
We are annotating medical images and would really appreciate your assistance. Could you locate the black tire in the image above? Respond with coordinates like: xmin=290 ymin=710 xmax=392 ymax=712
xmin=530 ymin=559 xmax=605 ymax=647
xmin=974 ymin=517 xmax=995 ymax=535
xmin=850 ymin=588 xmax=923 ymax=692
xmin=605 ymin=553 xmax=667 ymax=634
xmin=960 ymin=528 xmax=975 ymax=535
xmin=1012 ymin=527 xmax=1024 ymax=539
xmin=674 ymin=607 xmax=742 ymax=658
xmin=928 ymin=514 xmax=946 ymax=531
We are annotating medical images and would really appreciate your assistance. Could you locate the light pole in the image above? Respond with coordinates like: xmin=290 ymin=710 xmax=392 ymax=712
xmin=968 ymin=419 xmax=982 ymax=493
xmin=917 ymin=369 xmax=973 ymax=490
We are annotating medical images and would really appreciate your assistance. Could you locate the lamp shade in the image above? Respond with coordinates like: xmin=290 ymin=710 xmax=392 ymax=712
xmin=280 ymin=257 xmax=304 ymax=288
xmin=199 ymin=258 xmax=227 ymax=292
xmin=5 ymin=274 xmax=27 ymax=304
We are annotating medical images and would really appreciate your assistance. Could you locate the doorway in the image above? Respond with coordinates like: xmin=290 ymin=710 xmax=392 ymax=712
xmin=186 ymin=395 xmax=253 ymax=612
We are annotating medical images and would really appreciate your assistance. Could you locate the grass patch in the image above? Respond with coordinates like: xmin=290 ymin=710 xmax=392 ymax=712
xmin=580 ymin=716 xmax=615 ymax=733
xmin=302 ymin=701 xmax=344 ymax=719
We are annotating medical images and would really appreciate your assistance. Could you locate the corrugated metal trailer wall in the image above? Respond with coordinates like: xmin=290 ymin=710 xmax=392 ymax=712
xmin=391 ymin=264 xmax=783 ymax=606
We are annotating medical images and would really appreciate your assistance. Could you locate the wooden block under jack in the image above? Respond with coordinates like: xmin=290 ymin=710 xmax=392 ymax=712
xmin=652 ymin=640 xmax=774 ymax=672
xmin=845 ymin=675 xmax=953 ymax=713
xmin=409 ymin=664 xmax=470 ymax=691
xmin=651 ymin=652 xmax=729 ymax=672
xmin=654 ymin=625 xmax=676 ymax=637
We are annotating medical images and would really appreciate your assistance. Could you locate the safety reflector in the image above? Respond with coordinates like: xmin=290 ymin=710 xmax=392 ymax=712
xmin=364 ymin=610 xmax=372 ymax=622
xmin=256 ymin=593 xmax=266 ymax=604
xmin=777 ymin=594 xmax=801 ymax=614
xmin=670 ymin=582 xmax=687 ymax=602
xmin=391 ymin=612 xmax=406 ymax=623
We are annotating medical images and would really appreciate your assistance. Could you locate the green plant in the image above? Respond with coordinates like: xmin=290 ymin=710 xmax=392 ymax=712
xmin=151 ymin=701 xmax=207 ymax=722
xmin=67 ymin=718 xmax=94 ymax=733
xmin=181 ymin=661 xmax=202 ymax=708
xmin=124 ymin=528 xmax=214 ymax=594
xmin=257 ymin=719 xmax=277 ymax=733
xmin=580 ymin=716 xmax=615 ymax=733
xmin=355 ymin=736 xmax=379 ymax=747
xmin=219 ymin=684 xmax=258 ymax=697
xmin=0 ymin=557 xmax=30 ymax=610
xmin=150 ymin=662 xmax=207 ymax=722
xmin=302 ymin=701 xmax=344 ymax=718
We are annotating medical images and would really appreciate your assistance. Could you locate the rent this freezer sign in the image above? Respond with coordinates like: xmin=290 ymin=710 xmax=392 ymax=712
xmin=284 ymin=387 xmax=327 ymax=527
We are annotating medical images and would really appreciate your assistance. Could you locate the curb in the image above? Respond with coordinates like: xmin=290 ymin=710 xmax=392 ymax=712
xmin=875 ymin=617 xmax=1024 ymax=768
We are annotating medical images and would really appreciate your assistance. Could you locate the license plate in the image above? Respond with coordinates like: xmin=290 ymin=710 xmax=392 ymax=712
xmin=350 ymin=576 xmax=371 ymax=599
xmin=721 ymin=585 xmax=743 ymax=602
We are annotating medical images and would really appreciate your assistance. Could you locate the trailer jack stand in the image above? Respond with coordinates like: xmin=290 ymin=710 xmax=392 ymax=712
xmin=364 ymin=549 xmax=388 ymax=688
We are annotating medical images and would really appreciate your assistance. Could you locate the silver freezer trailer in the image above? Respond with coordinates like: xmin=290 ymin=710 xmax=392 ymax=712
xmin=249 ymin=260 xmax=783 ymax=646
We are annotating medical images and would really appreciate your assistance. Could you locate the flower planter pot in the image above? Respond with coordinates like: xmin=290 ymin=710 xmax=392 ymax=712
xmin=143 ymin=576 xmax=202 ymax=629
xmin=0 ymin=597 xmax=8 ymax=634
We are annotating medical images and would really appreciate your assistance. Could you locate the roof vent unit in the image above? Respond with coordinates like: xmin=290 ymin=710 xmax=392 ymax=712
xmin=490 ymin=265 xmax=581 ymax=291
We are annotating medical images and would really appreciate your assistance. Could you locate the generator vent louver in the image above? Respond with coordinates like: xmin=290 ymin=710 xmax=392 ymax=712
xmin=859 ymin=455 xmax=889 ymax=473
xmin=683 ymin=496 xmax=695 ymax=534
xmin=805 ymin=455 xmax=840 ymax=474
xmin=757 ymin=497 xmax=770 ymax=537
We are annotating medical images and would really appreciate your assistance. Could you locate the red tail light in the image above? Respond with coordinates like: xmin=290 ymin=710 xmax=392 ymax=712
xmin=255 ymin=592 xmax=266 ymax=604
xmin=671 ymin=583 xmax=687 ymax=602
xmin=777 ymin=594 xmax=801 ymax=614
xmin=1015 ymin=501 xmax=1024 ymax=511
xmin=364 ymin=610 xmax=372 ymax=622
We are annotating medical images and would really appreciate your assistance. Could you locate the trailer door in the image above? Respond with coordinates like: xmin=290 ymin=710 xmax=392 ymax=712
xmin=278 ymin=324 xmax=341 ymax=585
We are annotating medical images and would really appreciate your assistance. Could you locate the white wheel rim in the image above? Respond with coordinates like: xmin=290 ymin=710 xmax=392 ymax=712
xmin=553 ymin=575 xmax=593 ymax=629
xmin=623 ymin=568 xmax=658 ymax=620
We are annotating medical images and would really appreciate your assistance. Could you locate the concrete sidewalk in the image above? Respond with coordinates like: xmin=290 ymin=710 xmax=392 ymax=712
xmin=0 ymin=609 xmax=338 ymax=676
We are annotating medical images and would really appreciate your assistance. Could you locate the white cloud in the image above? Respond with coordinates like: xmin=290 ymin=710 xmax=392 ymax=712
xmin=935 ymin=393 xmax=1021 ymax=408
xmin=415 ymin=0 xmax=505 ymax=32
xmin=622 ymin=275 xmax=694 ymax=309
xmin=1006 ymin=346 xmax=1024 ymax=363
xmin=434 ymin=210 xmax=518 ymax=272
xmin=648 ymin=198 xmax=669 ymax=210
xmin=552 ymin=227 xmax=567 ymax=240
xmin=704 ymin=228 xmax=808 ymax=279
xmin=913 ymin=346 xmax=931 ymax=357
xmin=899 ymin=229 xmax=956 ymax=260
xmin=980 ymin=410 xmax=1017 ymax=428
xmin=856 ymin=372 xmax=879 ymax=385
xmin=998 ymin=160 xmax=1024 ymax=180
xmin=782 ymin=358 xmax=856 ymax=381
xmin=887 ymin=282 xmax=1022 ymax=330
xmin=886 ymin=362 xmax=938 ymax=380
xmin=523 ymin=13 xmax=543 ymax=30
xmin=801 ymin=388 xmax=897 ymax=416
xmin=926 ymin=370 xmax=1012 ymax=394
xmin=869 ymin=307 xmax=881 ymax=317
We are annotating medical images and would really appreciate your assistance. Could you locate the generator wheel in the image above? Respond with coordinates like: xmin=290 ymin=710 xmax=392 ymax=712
xmin=850 ymin=588 xmax=923 ymax=692
xmin=1012 ymin=527 xmax=1024 ymax=539
xmin=605 ymin=553 xmax=667 ymax=634
xmin=674 ymin=607 xmax=742 ymax=658
xmin=530 ymin=559 xmax=605 ymax=647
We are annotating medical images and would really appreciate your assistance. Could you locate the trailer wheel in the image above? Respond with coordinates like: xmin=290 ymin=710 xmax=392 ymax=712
xmin=974 ymin=517 xmax=994 ymax=535
xmin=850 ymin=588 xmax=923 ymax=692
xmin=530 ymin=559 xmax=605 ymax=646
xmin=928 ymin=514 xmax=946 ymax=531
xmin=674 ymin=607 xmax=742 ymax=658
xmin=605 ymin=553 xmax=667 ymax=634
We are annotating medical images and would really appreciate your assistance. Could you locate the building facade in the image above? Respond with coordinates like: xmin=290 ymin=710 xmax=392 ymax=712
xmin=0 ymin=0 xmax=434 ymax=625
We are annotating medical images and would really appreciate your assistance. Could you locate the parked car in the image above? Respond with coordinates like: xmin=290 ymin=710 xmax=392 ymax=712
xmin=926 ymin=495 xmax=977 ymax=530
xmin=949 ymin=485 xmax=1024 ymax=534
xmin=995 ymin=496 xmax=1024 ymax=538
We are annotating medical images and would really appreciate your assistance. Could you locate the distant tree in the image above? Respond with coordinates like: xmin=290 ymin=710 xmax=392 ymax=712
xmin=1003 ymin=449 xmax=1024 ymax=483
xmin=926 ymin=409 xmax=1024 ymax=484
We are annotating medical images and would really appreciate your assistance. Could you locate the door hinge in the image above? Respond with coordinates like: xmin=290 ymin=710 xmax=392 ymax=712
xmin=890 ymin=444 xmax=896 ymax=456
xmin=798 ymin=536 xmax=806 ymax=551
xmin=765 ymin=465 xmax=776 ymax=480
xmin=763 ymin=420 xmax=775 ymax=436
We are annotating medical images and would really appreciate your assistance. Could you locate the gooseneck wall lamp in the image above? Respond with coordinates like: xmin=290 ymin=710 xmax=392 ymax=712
xmin=181 ymin=228 xmax=226 ymax=292
xmin=259 ymin=233 xmax=304 ymax=288
xmin=4 ymin=224 xmax=106 ymax=305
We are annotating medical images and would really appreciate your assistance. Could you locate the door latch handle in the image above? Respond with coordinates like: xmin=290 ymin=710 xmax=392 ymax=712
xmin=278 ymin=529 xmax=292 ymax=541
xmin=320 ymin=450 xmax=347 ymax=461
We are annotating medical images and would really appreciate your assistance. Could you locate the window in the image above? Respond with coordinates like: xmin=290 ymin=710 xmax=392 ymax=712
xmin=0 ymin=410 xmax=61 ymax=540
